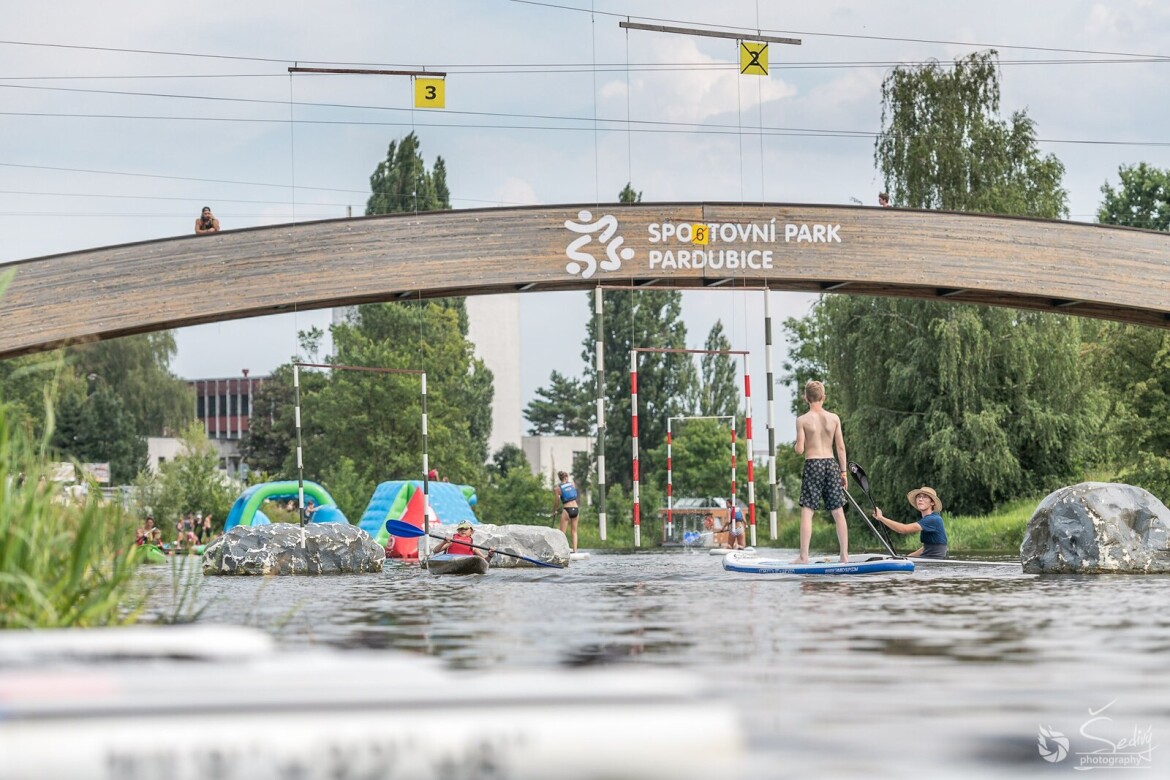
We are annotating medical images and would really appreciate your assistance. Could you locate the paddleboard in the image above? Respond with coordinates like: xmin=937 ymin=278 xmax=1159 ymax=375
xmin=569 ymin=552 xmax=590 ymax=561
xmin=708 ymin=547 xmax=753 ymax=556
xmin=722 ymin=552 xmax=914 ymax=575
xmin=427 ymin=553 xmax=489 ymax=575
xmin=902 ymin=556 xmax=1019 ymax=567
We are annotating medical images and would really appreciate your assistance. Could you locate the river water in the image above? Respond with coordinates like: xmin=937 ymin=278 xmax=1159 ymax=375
xmin=147 ymin=548 xmax=1169 ymax=777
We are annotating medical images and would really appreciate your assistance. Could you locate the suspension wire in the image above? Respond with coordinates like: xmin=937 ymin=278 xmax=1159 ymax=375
xmin=288 ymin=66 xmax=297 ymax=223
xmin=625 ymin=21 xmax=633 ymax=188
xmin=591 ymin=2 xmax=600 ymax=205
xmin=736 ymin=68 xmax=744 ymax=204
xmin=757 ymin=0 xmax=765 ymax=204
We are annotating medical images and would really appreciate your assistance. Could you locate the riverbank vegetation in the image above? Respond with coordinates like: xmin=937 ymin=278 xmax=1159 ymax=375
xmin=0 ymin=399 xmax=145 ymax=628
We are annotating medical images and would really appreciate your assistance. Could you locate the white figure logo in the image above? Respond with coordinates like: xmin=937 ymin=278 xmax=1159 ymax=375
xmin=564 ymin=210 xmax=635 ymax=279
xmin=1037 ymin=725 xmax=1069 ymax=763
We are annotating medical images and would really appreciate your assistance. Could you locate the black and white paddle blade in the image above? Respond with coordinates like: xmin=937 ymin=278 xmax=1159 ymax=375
xmin=848 ymin=461 xmax=872 ymax=497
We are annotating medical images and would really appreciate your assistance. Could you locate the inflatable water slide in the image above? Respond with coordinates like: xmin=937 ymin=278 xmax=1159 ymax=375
xmin=358 ymin=481 xmax=478 ymax=559
xmin=223 ymin=481 xmax=348 ymax=531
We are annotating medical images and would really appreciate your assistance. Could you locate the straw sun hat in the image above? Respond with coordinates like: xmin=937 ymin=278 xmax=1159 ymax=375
xmin=456 ymin=521 xmax=473 ymax=532
xmin=906 ymin=486 xmax=942 ymax=513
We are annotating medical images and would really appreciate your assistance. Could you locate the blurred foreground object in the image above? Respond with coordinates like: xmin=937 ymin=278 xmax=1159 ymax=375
xmin=0 ymin=624 xmax=741 ymax=779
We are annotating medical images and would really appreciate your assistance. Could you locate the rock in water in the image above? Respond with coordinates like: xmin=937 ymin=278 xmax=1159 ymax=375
xmin=203 ymin=523 xmax=385 ymax=575
xmin=1021 ymin=483 xmax=1170 ymax=574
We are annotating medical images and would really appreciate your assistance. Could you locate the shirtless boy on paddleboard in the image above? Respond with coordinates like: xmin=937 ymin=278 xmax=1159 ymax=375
xmin=793 ymin=380 xmax=849 ymax=563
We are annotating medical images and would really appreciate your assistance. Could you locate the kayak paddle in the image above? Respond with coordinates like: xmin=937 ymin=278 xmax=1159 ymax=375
xmin=844 ymin=488 xmax=899 ymax=559
xmin=384 ymin=520 xmax=566 ymax=569
xmin=848 ymin=460 xmax=899 ymax=553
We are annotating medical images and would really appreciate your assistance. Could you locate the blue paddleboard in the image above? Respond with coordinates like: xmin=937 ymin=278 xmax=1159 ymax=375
xmin=722 ymin=552 xmax=914 ymax=575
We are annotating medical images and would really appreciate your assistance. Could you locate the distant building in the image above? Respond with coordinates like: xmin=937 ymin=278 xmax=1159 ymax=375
xmin=522 ymin=434 xmax=593 ymax=487
xmin=190 ymin=374 xmax=264 ymax=441
xmin=185 ymin=373 xmax=266 ymax=477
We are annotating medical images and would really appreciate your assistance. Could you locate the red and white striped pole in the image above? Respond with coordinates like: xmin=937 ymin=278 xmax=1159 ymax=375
xmin=630 ymin=351 xmax=641 ymax=548
xmin=729 ymin=421 xmax=738 ymax=540
xmin=665 ymin=420 xmax=673 ymax=539
xmin=744 ymin=356 xmax=756 ymax=547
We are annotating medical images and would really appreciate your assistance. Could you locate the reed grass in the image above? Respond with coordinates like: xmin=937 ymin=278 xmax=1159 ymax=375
xmin=0 ymin=400 xmax=146 ymax=628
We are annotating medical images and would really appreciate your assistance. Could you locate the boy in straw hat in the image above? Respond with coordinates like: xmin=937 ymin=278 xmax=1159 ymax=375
xmin=872 ymin=487 xmax=949 ymax=559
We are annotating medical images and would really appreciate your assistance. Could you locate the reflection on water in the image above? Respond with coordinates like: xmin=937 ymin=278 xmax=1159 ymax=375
xmin=143 ymin=549 xmax=1170 ymax=777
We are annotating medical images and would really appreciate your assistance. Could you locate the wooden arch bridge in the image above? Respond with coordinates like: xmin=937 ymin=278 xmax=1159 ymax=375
xmin=2 ymin=202 xmax=1168 ymax=360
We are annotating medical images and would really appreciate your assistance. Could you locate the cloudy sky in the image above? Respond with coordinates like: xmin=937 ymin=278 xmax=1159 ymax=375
xmin=4 ymin=0 xmax=1169 ymax=440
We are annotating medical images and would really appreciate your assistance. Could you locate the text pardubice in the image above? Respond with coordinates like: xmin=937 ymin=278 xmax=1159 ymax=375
xmin=646 ymin=220 xmax=841 ymax=270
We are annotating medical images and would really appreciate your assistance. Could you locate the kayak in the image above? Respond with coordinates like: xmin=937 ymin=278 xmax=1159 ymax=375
xmin=428 ymin=553 xmax=489 ymax=575
xmin=141 ymin=545 xmax=168 ymax=564
xmin=722 ymin=552 xmax=914 ymax=575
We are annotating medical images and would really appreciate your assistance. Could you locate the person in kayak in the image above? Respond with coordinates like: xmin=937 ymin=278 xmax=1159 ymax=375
xmin=793 ymin=380 xmax=850 ymax=564
xmin=555 ymin=470 xmax=581 ymax=553
xmin=433 ymin=521 xmax=494 ymax=561
xmin=872 ymin=486 xmax=949 ymax=559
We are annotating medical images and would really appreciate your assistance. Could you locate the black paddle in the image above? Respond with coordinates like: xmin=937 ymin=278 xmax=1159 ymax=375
xmin=846 ymin=460 xmax=899 ymax=557
xmin=384 ymin=520 xmax=566 ymax=569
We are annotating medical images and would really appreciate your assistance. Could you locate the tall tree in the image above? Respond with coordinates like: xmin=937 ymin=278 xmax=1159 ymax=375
xmin=365 ymin=133 xmax=467 ymax=331
xmin=50 ymin=386 xmax=147 ymax=484
xmin=366 ymin=132 xmax=450 ymax=215
xmin=784 ymin=50 xmax=1096 ymax=515
xmin=69 ymin=333 xmax=193 ymax=436
xmin=524 ymin=371 xmax=593 ymax=435
xmin=1098 ymin=162 xmax=1170 ymax=231
xmin=698 ymin=321 xmax=739 ymax=418
xmin=1090 ymin=163 xmax=1170 ymax=496
xmin=309 ymin=301 xmax=492 ymax=488
xmin=876 ymin=50 xmax=1067 ymax=216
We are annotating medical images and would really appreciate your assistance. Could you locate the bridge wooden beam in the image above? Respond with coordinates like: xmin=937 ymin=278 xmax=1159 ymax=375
xmin=1 ymin=202 xmax=1168 ymax=360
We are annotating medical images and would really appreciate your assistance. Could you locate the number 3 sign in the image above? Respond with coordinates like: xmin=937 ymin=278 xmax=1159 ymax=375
xmin=414 ymin=77 xmax=446 ymax=109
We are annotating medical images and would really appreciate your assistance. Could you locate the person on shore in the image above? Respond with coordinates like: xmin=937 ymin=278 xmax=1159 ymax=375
xmin=878 ymin=192 xmax=891 ymax=207
xmin=555 ymin=470 xmax=581 ymax=553
xmin=433 ymin=521 xmax=494 ymax=561
xmin=195 ymin=206 xmax=220 ymax=234
xmin=793 ymin=380 xmax=849 ymax=564
xmin=872 ymin=486 xmax=949 ymax=559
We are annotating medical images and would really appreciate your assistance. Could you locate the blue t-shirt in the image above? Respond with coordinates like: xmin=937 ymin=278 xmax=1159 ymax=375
xmin=557 ymin=481 xmax=578 ymax=502
xmin=918 ymin=512 xmax=947 ymax=545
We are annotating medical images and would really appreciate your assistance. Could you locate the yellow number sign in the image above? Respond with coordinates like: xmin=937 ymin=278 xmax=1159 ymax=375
xmin=740 ymin=42 xmax=768 ymax=76
xmin=414 ymin=77 xmax=445 ymax=109
xmin=692 ymin=224 xmax=709 ymax=245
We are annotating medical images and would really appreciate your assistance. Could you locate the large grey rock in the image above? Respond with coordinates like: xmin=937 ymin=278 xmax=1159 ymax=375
xmin=427 ymin=524 xmax=570 ymax=568
xmin=1020 ymin=482 xmax=1170 ymax=574
xmin=203 ymin=523 xmax=385 ymax=575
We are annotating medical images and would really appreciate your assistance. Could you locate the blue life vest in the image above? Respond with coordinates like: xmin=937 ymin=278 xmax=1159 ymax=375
xmin=558 ymin=481 xmax=578 ymax=502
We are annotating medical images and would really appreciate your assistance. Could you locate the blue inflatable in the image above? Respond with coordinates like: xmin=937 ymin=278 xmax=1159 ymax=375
xmin=224 ymin=481 xmax=348 ymax=531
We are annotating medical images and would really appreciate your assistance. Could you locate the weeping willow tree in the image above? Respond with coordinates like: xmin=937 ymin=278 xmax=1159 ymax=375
xmin=782 ymin=51 xmax=1102 ymax=515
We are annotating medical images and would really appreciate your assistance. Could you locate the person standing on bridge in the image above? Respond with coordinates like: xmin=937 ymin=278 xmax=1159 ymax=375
xmin=793 ymin=380 xmax=850 ymax=564
xmin=878 ymin=192 xmax=891 ymax=207
xmin=195 ymin=206 xmax=220 ymax=234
